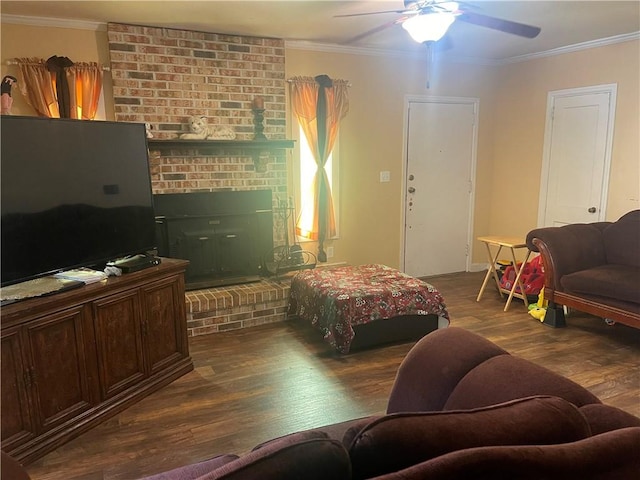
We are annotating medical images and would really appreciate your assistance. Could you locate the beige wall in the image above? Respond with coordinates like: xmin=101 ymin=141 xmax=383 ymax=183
xmin=285 ymin=48 xmax=498 ymax=267
xmin=2 ymin=20 xmax=638 ymax=268
xmin=489 ymin=40 xmax=640 ymax=241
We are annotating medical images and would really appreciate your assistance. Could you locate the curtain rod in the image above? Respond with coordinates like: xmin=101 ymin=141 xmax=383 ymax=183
xmin=5 ymin=59 xmax=110 ymax=71
xmin=287 ymin=78 xmax=351 ymax=87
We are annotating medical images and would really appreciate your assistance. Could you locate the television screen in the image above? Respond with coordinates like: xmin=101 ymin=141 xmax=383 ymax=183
xmin=1 ymin=116 xmax=156 ymax=286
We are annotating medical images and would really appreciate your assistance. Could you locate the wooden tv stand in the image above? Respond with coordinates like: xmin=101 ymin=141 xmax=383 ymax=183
xmin=1 ymin=258 xmax=193 ymax=465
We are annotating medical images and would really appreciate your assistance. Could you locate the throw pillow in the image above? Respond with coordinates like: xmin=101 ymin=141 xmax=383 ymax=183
xmin=205 ymin=431 xmax=351 ymax=480
xmin=251 ymin=417 xmax=376 ymax=452
xmin=345 ymin=395 xmax=591 ymax=480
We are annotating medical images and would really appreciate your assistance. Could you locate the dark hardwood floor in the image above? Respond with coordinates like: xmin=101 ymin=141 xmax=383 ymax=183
xmin=25 ymin=271 xmax=640 ymax=480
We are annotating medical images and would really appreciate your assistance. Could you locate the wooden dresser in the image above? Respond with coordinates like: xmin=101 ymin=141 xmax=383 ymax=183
xmin=1 ymin=258 xmax=193 ymax=464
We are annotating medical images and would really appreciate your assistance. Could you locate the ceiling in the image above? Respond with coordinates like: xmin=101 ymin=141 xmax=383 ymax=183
xmin=1 ymin=1 xmax=639 ymax=62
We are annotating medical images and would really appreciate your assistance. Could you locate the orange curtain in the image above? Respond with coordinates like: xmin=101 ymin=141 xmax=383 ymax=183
xmin=16 ymin=57 xmax=60 ymax=118
xmin=66 ymin=63 xmax=103 ymax=120
xmin=13 ymin=58 xmax=103 ymax=119
xmin=289 ymin=75 xmax=349 ymax=261
xmin=290 ymin=77 xmax=320 ymax=239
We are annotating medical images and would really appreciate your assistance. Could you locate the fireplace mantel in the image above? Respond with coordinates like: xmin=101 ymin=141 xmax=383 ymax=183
xmin=147 ymin=139 xmax=295 ymax=151
xmin=148 ymin=139 xmax=295 ymax=172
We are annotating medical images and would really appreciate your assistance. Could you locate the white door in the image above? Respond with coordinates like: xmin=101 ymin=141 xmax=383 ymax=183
xmin=539 ymin=85 xmax=616 ymax=227
xmin=403 ymin=98 xmax=477 ymax=277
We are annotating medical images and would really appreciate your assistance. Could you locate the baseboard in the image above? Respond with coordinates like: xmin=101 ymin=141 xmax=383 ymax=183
xmin=469 ymin=262 xmax=488 ymax=272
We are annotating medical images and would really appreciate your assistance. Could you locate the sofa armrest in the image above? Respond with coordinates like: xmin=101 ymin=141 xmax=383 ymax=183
xmin=526 ymin=223 xmax=610 ymax=291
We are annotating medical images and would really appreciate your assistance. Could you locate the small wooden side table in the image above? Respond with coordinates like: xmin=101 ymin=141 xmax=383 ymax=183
xmin=476 ymin=235 xmax=532 ymax=311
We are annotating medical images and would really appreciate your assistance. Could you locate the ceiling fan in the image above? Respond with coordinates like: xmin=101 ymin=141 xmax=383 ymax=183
xmin=337 ymin=0 xmax=541 ymax=45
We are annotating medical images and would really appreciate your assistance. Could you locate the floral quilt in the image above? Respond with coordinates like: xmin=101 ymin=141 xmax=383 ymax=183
xmin=288 ymin=264 xmax=449 ymax=353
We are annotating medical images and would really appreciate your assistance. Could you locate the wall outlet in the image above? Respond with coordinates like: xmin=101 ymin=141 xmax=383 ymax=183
xmin=326 ymin=246 xmax=334 ymax=258
xmin=380 ymin=171 xmax=391 ymax=182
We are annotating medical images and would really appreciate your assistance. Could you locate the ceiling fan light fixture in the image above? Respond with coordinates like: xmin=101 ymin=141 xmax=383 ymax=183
xmin=402 ymin=12 xmax=455 ymax=43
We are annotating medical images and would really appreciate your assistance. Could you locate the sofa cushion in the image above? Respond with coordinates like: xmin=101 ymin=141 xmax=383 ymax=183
xmin=344 ymin=396 xmax=591 ymax=480
xmin=140 ymin=454 xmax=239 ymax=480
xmin=560 ymin=264 xmax=640 ymax=304
xmin=602 ymin=209 xmax=640 ymax=267
xmin=198 ymin=431 xmax=351 ymax=480
xmin=444 ymin=355 xmax=601 ymax=410
xmin=251 ymin=417 xmax=376 ymax=451
xmin=372 ymin=427 xmax=640 ymax=480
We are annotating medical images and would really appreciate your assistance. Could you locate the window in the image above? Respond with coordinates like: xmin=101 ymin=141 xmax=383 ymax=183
xmin=287 ymin=75 xmax=348 ymax=248
xmin=295 ymin=125 xmax=339 ymax=241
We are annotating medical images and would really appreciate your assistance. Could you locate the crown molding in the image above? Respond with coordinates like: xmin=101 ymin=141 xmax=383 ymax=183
xmin=0 ymin=14 xmax=106 ymax=31
xmin=501 ymin=31 xmax=640 ymax=65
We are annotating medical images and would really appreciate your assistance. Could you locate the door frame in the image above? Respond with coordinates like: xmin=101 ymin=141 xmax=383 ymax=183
xmin=537 ymin=84 xmax=617 ymax=226
xmin=400 ymin=95 xmax=479 ymax=274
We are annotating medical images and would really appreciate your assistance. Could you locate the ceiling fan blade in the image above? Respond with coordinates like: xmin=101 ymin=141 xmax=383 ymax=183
xmin=344 ymin=16 xmax=408 ymax=44
xmin=456 ymin=11 xmax=541 ymax=38
xmin=334 ymin=9 xmax=408 ymax=18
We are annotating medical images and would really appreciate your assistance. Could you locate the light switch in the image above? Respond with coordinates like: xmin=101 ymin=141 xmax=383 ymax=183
xmin=380 ymin=171 xmax=391 ymax=183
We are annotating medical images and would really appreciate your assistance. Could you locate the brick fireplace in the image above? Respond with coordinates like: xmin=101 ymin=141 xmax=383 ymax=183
xmin=107 ymin=23 xmax=293 ymax=336
xmin=185 ymin=279 xmax=290 ymax=336
xmin=107 ymin=22 xmax=289 ymax=194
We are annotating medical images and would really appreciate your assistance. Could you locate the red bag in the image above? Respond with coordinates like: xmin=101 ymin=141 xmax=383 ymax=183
xmin=499 ymin=255 xmax=544 ymax=295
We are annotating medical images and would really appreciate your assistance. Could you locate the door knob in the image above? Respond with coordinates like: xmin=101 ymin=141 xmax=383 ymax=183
xmin=408 ymin=187 xmax=416 ymax=193
xmin=588 ymin=207 xmax=597 ymax=213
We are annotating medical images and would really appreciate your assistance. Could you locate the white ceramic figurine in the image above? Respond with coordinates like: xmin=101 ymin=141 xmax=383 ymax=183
xmin=180 ymin=115 xmax=236 ymax=140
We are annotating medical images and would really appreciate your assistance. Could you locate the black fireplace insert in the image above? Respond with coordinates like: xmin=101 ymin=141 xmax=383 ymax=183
xmin=154 ymin=190 xmax=273 ymax=290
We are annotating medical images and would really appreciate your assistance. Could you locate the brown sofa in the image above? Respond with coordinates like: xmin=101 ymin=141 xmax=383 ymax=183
xmin=7 ymin=328 xmax=640 ymax=479
xmin=526 ymin=210 xmax=640 ymax=329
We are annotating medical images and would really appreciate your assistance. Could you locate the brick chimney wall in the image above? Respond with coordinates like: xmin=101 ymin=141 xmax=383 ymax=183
xmin=106 ymin=22 xmax=289 ymax=199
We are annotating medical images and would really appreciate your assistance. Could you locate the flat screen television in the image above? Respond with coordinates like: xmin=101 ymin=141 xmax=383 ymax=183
xmin=1 ymin=115 xmax=157 ymax=287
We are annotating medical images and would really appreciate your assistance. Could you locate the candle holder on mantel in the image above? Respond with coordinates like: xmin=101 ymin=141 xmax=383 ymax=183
xmin=251 ymin=96 xmax=267 ymax=140
xmin=252 ymin=108 xmax=267 ymax=140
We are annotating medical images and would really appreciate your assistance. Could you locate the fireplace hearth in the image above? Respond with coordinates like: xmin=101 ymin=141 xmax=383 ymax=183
xmin=154 ymin=190 xmax=274 ymax=290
